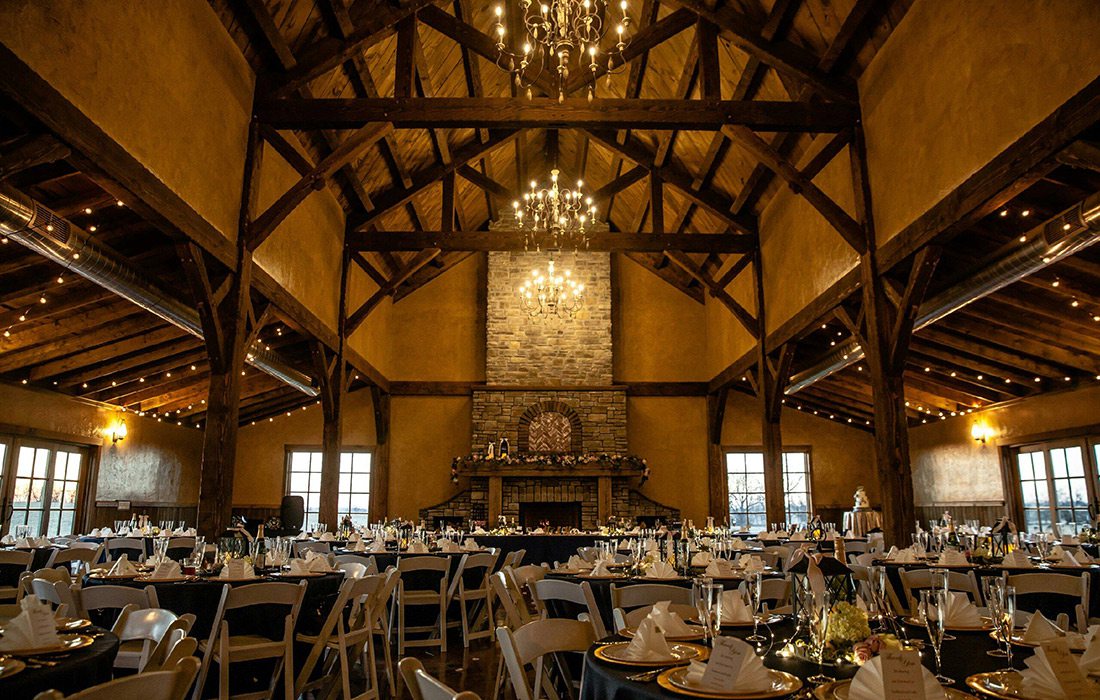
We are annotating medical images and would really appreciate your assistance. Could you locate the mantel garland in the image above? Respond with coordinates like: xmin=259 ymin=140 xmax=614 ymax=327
xmin=450 ymin=452 xmax=649 ymax=483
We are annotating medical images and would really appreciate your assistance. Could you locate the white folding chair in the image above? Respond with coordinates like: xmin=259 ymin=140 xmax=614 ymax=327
xmin=0 ymin=549 xmax=34 ymax=602
xmin=610 ymin=583 xmax=692 ymax=610
xmin=497 ymin=618 xmax=596 ymax=700
xmin=398 ymin=657 xmax=481 ymax=700
xmin=107 ymin=538 xmax=147 ymax=562
xmin=193 ymin=581 xmax=307 ymax=700
xmin=113 ymin=607 xmax=194 ymax=671
xmin=531 ymin=578 xmax=607 ymax=639
xmin=1005 ymin=571 xmax=1091 ymax=630
xmin=31 ymin=578 xmax=77 ymax=617
xmin=292 ymin=541 xmax=331 ymax=557
xmin=166 ymin=538 xmax=197 ymax=560
xmin=451 ymin=552 xmax=498 ymax=647
xmin=144 ymin=622 xmax=199 ymax=674
xmin=334 ymin=554 xmax=378 ymax=575
xmin=36 ymin=657 xmax=200 ymax=700
xmin=397 ymin=556 xmax=450 ymax=654
xmin=337 ymin=561 xmax=368 ymax=579
xmin=899 ymin=568 xmax=981 ymax=615
xmin=48 ymin=545 xmax=104 ymax=576
xmin=78 ymin=584 xmax=159 ymax=622
xmin=615 ymin=603 xmax=698 ymax=631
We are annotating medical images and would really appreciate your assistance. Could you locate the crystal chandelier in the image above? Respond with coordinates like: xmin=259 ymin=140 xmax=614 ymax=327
xmin=513 ymin=169 xmax=598 ymax=251
xmin=493 ymin=1 xmax=632 ymax=101
xmin=518 ymin=256 xmax=585 ymax=319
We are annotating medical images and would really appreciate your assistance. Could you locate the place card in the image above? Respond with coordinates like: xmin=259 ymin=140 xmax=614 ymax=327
xmin=880 ymin=648 xmax=926 ymax=700
xmin=701 ymin=636 xmax=747 ymax=689
xmin=1039 ymin=638 xmax=1092 ymax=695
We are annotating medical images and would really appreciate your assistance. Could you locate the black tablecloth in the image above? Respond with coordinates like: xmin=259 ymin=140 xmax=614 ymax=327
xmin=81 ymin=571 xmax=344 ymax=639
xmin=581 ymin=617 xmax=1025 ymax=699
xmin=472 ymin=535 xmax=612 ymax=566
xmin=0 ymin=627 xmax=119 ymax=700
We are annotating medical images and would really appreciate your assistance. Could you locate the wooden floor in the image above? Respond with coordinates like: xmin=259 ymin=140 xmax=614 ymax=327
xmin=368 ymin=631 xmax=502 ymax=699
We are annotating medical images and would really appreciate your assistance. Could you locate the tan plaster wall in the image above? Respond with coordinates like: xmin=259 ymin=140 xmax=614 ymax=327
xmin=720 ymin=391 xmax=879 ymax=512
xmin=628 ymin=397 xmax=710 ymax=522
xmin=704 ymin=259 xmax=757 ymax=378
xmin=387 ymin=397 xmax=472 ymax=521
xmin=615 ymin=256 xmax=708 ymax=382
xmin=759 ymin=144 xmax=857 ymax=335
xmin=0 ymin=382 xmax=202 ymax=504
xmin=910 ymin=385 xmax=1100 ymax=507
xmin=0 ymin=0 xmax=251 ymax=243
xmin=233 ymin=390 xmax=378 ymax=507
xmin=860 ymin=0 xmax=1100 ymax=246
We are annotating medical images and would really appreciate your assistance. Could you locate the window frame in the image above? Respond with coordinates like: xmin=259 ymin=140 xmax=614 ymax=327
xmin=283 ymin=445 xmax=375 ymax=528
xmin=722 ymin=445 xmax=814 ymax=528
xmin=0 ymin=434 xmax=93 ymax=537
xmin=1002 ymin=429 xmax=1100 ymax=535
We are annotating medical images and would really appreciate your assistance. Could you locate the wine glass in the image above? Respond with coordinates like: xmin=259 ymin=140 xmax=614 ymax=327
xmin=998 ymin=586 xmax=1016 ymax=671
xmin=983 ymin=577 xmax=1008 ymax=657
xmin=929 ymin=569 xmax=956 ymax=641
xmin=746 ymin=571 xmax=766 ymax=643
xmin=920 ymin=590 xmax=954 ymax=685
xmin=807 ymin=591 xmax=834 ymax=685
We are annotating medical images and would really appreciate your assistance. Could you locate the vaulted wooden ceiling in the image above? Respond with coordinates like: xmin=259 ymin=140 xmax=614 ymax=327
xmin=1 ymin=0 xmax=1098 ymax=434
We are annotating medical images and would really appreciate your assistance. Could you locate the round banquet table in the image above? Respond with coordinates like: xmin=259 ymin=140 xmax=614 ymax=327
xmin=580 ymin=616 xmax=1024 ymax=699
xmin=81 ymin=571 xmax=344 ymax=639
xmin=334 ymin=548 xmax=474 ymax=578
xmin=0 ymin=627 xmax=119 ymax=700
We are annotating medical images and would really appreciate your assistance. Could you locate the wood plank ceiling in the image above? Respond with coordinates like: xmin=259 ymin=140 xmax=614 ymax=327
xmin=1 ymin=0 xmax=1097 ymax=433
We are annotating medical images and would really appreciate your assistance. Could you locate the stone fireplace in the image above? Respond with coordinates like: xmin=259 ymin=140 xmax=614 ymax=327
xmin=419 ymin=246 xmax=679 ymax=528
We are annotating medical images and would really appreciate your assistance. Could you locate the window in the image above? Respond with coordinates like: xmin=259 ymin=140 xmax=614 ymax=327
xmin=7 ymin=441 xmax=86 ymax=537
xmin=1011 ymin=439 xmax=1096 ymax=535
xmin=725 ymin=449 xmax=814 ymax=529
xmin=285 ymin=448 xmax=373 ymax=529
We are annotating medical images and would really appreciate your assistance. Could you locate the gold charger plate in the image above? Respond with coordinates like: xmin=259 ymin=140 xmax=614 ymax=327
xmin=621 ymin=624 xmax=706 ymax=641
xmin=990 ymin=630 xmax=1087 ymax=651
xmin=0 ymin=658 xmax=26 ymax=680
xmin=815 ymin=679 xmax=975 ymax=699
xmin=577 ymin=574 xmax=626 ymax=580
xmin=271 ymin=571 xmax=327 ymax=578
xmin=637 ymin=576 xmax=688 ymax=582
xmin=55 ymin=617 xmax=92 ymax=631
xmin=88 ymin=572 xmax=140 ymax=580
xmin=904 ymin=616 xmax=994 ymax=632
xmin=593 ymin=641 xmax=709 ymax=667
xmin=658 ymin=666 xmax=802 ymax=699
xmin=713 ymin=614 xmax=785 ymax=628
xmin=136 ymin=575 xmax=192 ymax=583
xmin=4 ymin=633 xmax=95 ymax=656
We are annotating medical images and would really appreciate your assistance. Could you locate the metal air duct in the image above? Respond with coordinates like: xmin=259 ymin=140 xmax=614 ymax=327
xmin=785 ymin=191 xmax=1100 ymax=395
xmin=0 ymin=188 xmax=318 ymax=397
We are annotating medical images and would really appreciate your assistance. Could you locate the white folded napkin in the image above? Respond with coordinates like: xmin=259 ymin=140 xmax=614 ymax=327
xmin=473 ymin=527 xmax=488 ymax=535
xmin=774 ymin=530 xmax=789 ymax=539
xmin=644 ymin=537 xmax=660 ymax=552
xmin=619 ymin=616 xmax=672 ymax=661
xmin=566 ymin=555 xmax=591 ymax=571
xmin=691 ymin=551 xmax=714 ymax=567
xmin=646 ymin=560 xmax=678 ymax=579
xmin=648 ymin=601 xmax=696 ymax=636
xmin=439 ymin=539 xmax=462 ymax=553
xmin=1020 ymin=645 xmax=1087 ymax=699
xmin=532 ymin=528 xmax=546 ymax=535
xmin=14 ymin=537 xmax=32 ymax=549
xmin=728 ymin=539 xmax=748 ymax=551
xmin=936 ymin=591 xmax=982 ymax=627
xmin=891 ymin=547 xmax=918 ymax=563
xmin=1056 ymin=552 xmax=1082 ymax=567
xmin=1023 ymin=611 xmax=1061 ymax=645
xmin=407 ymin=540 xmax=429 ymax=554
xmin=0 ymin=597 xmax=61 ymax=651
xmin=319 ymin=532 xmax=336 ymax=542
xmin=590 ymin=560 xmax=612 ymax=577
xmin=705 ymin=559 xmax=734 ymax=578
xmin=463 ymin=538 xmax=479 ymax=551
xmin=108 ymin=554 xmax=137 ymax=576
xmin=151 ymin=560 xmax=183 ymax=579
xmin=1062 ymin=535 xmax=1081 ymax=546
xmin=370 ymin=538 xmax=387 ymax=553
xmin=737 ymin=554 xmax=766 ymax=573
xmin=719 ymin=590 xmax=753 ymax=624
xmin=683 ymin=638 xmax=772 ymax=692
xmin=1002 ymin=549 xmax=1034 ymax=567
xmin=1050 ymin=545 xmax=1066 ymax=560
xmin=790 ymin=532 xmax=807 ymax=541
xmin=295 ymin=531 xmax=310 ymax=540
xmin=303 ymin=549 xmax=332 ymax=571
xmin=937 ymin=550 xmax=969 ymax=566
xmin=220 ymin=559 xmax=255 ymax=579
xmin=1078 ymin=625 xmax=1100 ymax=674
xmin=348 ymin=532 xmax=360 ymax=543
xmin=88 ymin=529 xmax=101 ymax=537
xmin=100 ymin=527 xmax=113 ymax=537
xmin=848 ymin=654 xmax=945 ymax=700
xmin=289 ymin=558 xmax=316 ymax=575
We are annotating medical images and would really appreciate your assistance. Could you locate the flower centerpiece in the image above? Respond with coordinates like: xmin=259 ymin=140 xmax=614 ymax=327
xmin=790 ymin=601 xmax=904 ymax=665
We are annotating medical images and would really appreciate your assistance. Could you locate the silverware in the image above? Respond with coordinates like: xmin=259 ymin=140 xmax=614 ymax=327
xmin=626 ymin=666 xmax=676 ymax=682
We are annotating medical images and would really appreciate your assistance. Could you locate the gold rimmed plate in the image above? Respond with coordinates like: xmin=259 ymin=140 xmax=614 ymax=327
xmin=88 ymin=572 xmax=140 ymax=580
xmin=815 ymin=679 xmax=975 ymax=699
xmin=576 ymin=573 xmax=626 ymax=580
xmin=713 ymin=614 xmax=785 ymax=628
xmin=593 ymin=641 xmax=709 ymax=667
xmin=271 ymin=571 xmax=327 ymax=578
xmin=621 ymin=624 xmax=705 ymax=642
xmin=136 ymin=575 xmax=192 ymax=583
xmin=55 ymin=617 xmax=92 ymax=631
xmin=638 ymin=576 xmax=688 ymax=582
xmin=991 ymin=630 xmax=1088 ymax=651
xmin=4 ymin=633 xmax=95 ymax=656
xmin=0 ymin=658 xmax=26 ymax=680
xmin=966 ymin=670 xmax=1033 ymax=699
xmin=658 ymin=666 xmax=801 ymax=698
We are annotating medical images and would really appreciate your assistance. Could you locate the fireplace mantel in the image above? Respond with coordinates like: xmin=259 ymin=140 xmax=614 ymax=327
xmin=453 ymin=454 xmax=647 ymax=480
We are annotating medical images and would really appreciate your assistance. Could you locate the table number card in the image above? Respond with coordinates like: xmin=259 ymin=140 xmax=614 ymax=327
xmin=881 ymin=649 xmax=927 ymax=700
xmin=701 ymin=636 xmax=748 ymax=689
xmin=1039 ymin=638 xmax=1093 ymax=696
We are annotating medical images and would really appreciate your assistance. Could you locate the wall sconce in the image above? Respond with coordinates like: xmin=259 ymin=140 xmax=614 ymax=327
xmin=109 ymin=419 xmax=127 ymax=444
xmin=971 ymin=422 xmax=995 ymax=445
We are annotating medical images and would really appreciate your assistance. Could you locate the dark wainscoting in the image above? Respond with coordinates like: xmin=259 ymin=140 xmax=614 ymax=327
xmin=916 ymin=502 xmax=1006 ymax=526
xmin=86 ymin=502 xmax=197 ymax=532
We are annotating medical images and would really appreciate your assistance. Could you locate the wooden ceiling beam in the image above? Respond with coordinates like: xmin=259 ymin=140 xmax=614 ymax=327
xmin=1054 ymin=140 xmax=1100 ymax=173
xmin=262 ymin=0 xmax=441 ymax=100
xmin=917 ymin=327 xmax=1079 ymax=378
xmin=585 ymin=129 xmax=757 ymax=235
xmin=665 ymin=251 xmax=758 ymax=335
xmin=350 ymin=230 xmax=754 ymax=253
xmin=457 ymin=164 xmax=511 ymax=198
xmin=25 ymin=325 xmax=183 ymax=381
xmin=665 ymin=0 xmax=858 ymax=103
xmin=0 ymin=134 xmax=70 ymax=182
xmin=345 ymin=248 xmax=442 ymax=334
xmin=255 ymin=96 xmax=858 ymax=132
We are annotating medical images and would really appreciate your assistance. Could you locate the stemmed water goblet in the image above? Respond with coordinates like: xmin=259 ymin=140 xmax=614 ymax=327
xmin=746 ymin=571 xmax=766 ymax=643
xmin=692 ymin=578 xmax=723 ymax=646
xmin=920 ymin=589 xmax=954 ymax=685
xmin=996 ymin=585 xmax=1016 ymax=671
xmin=982 ymin=577 xmax=1008 ymax=657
